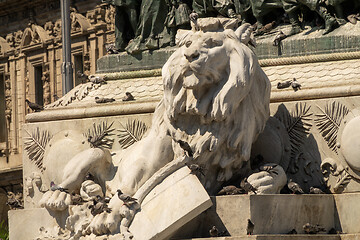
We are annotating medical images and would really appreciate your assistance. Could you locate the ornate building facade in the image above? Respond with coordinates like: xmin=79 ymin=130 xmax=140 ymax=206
xmin=0 ymin=0 xmax=116 ymax=221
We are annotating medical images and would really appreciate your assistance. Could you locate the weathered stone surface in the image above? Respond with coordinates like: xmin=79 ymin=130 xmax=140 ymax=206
xmin=178 ymin=194 xmax=336 ymax=238
xmin=129 ymin=166 xmax=212 ymax=240
xmin=334 ymin=193 xmax=360 ymax=234
xmin=9 ymin=208 xmax=68 ymax=240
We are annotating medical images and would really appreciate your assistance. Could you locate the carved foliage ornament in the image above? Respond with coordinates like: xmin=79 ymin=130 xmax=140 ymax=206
xmin=84 ymin=121 xmax=115 ymax=149
xmin=24 ymin=127 xmax=52 ymax=171
xmin=274 ymin=103 xmax=312 ymax=174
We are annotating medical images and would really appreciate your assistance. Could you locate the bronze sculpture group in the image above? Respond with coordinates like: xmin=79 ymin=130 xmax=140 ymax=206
xmin=104 ymin=0 xmax=360 ymax=54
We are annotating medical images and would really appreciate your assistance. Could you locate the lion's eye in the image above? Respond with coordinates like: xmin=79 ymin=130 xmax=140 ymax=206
xmin=185 ymin=40 xmax=192 ymax=48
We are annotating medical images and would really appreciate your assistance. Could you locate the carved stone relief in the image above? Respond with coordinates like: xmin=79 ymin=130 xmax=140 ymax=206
xmin=86 ymin=4 xmax=106 ymax=25
xmin=317 ymin=103 xmax=360 ymax=193
xmin=42 ymin=65 xmax=51 ymax=105
xmin=104 ymin=4 xmax=115 ymax=32
xmin=4 ymin=73 xmax=11 ymax=124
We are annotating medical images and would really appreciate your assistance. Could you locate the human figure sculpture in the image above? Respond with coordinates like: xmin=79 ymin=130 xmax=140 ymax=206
xmin=125 ymin=0 xmax=172 ymax=54
xmin=104 ymin=0 xmax=140 ymax=51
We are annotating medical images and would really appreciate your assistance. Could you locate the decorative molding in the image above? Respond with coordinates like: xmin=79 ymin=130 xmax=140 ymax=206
xmin=19 ymin=23 xmax=52 ymax=50
xmin=0 ymin=36 xmax=10 ymax=56
xmin=70 ymin=9 xmax=92 ymax=34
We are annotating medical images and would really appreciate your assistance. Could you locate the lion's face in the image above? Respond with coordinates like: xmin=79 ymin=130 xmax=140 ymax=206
xmin=177 ymin=32 xmax=230 ymax=89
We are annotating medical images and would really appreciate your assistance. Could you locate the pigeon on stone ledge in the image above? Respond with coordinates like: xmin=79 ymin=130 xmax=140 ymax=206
xmin=25 ymin=99 xmax=44 ymax=112
xmin=217 ymin=185 xmax=243 ymax=195
xmin=247 ymin=219 xmax=254 ymax=235
xmin=303 ymin=223 xmax=326 ymax=234
xmin=287 ymin=180 xmax=304 ymax=194
xmin=95 ymin=97 xmax=115 ymax=104
xmin=309 ymin=187 xmax=325 ymax=194
xmin=176 ymin=139 xmax=193 ymax=157
xmin=186 ymin=163 xmax=205 ymax=176
xmin=117 ymin=189 xmax=138 ymax=206
xmin=122 ymin=92 xmax=135 ymax=101
xmin=240 ymin=177 xmax=257 ymax=194
xmin=209 ymin=226 xmax=218 ymax=237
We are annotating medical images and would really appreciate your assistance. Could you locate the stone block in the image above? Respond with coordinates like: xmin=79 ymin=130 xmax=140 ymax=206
xmin=9 ymin=208 xmax=68 ymax=240
xmin=334 ymin=193 xmax=360 ymax=234
xmin=129 ymin=166 xmax=212 ymax=240
xmin=192 ymin=194 xmax=335 ymax=236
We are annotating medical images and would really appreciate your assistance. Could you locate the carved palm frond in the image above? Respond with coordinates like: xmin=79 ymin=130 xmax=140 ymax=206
xmin=274 ymin=103 xmax=312 ymax=171
xmin=314 ymin=101 xmax=349 ymax=153
xmin=84 ymin=121 xmax=115 ymax=149
xmin=24 ymin=128 xmax=52 ymax=171
xmin=118 ymin=119 xmax=148 ymax=149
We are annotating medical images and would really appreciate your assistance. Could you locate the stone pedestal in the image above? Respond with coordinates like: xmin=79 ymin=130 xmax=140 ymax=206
xmin=174 ymin=193 xmax=360 ymax=239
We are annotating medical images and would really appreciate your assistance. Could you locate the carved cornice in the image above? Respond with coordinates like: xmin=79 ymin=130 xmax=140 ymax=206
xmin=0 ymin=36 xmax=10 ymax=57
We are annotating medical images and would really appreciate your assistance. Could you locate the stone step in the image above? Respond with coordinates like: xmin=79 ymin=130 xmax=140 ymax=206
xmin=172 ymin=194 xmax=360 ymax=239
xmin=189 ymin=234 xmax=360 ymax=240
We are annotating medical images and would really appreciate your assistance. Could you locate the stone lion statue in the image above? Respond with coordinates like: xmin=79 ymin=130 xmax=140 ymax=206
xmin=39 ymin=18 xmax=271 ymax=238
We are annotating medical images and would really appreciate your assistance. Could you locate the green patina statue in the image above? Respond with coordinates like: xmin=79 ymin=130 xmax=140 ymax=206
xmin=105 ymin=0 xmax=359 ymax=54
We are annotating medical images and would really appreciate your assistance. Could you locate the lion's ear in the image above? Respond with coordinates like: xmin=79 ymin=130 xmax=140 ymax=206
xmin=175 ymin=30 xmax=192 ymax=46
xmin=235 ymin=23 xmax=256 ymax=47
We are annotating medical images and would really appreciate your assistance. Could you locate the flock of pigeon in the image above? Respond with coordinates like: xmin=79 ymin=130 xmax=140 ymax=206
xmin=25 ymin=71 xmax=135 ymax=113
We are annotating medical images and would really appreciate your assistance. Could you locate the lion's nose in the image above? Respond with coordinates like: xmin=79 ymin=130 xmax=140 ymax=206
xmin=184 ymin=50 xmax=200 ymax=61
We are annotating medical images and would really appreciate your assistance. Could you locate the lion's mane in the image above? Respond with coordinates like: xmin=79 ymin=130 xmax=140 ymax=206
xmin=156 ymin=19 xmax=271 ymax=192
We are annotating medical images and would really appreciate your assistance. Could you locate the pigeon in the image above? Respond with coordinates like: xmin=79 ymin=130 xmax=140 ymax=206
xmin=291 ymin=78 xmax=301 ymax=91
xmin=287 ymin=229 xmax=297 ymax=234
xmin=176 ymin=140 xmax=193 ymax=157
xmin=117 ymin=189 xmax=137 ymax=206
xmin=95 ymin=97 xmax=115 ymax=104
xmin=287 ymin=180 xmax=304 ymax=194
xmin=273 ymin=31 xmax=287 ymax=46
xmin=122 ymin=92 xmax=135 ymax=101
xmin=303 ymin=223 xmax=326 ymax=234
xmin=186 ymin=163 xmax=205 ymax=176
xmin=240 ymin=178 xmax=257 ymax=194
xmin=328 ymin=228 xmax=342 ymax=234
xmin=50 ymin=181 xmax=68 ymax=193
xmin=25 ymin=99 xmax=44 ymax=112
xmin=209 ymin=225 xmax=218 ymax=237
xmin=277 ymin=80 xmax=292 ymax=89
xmin=189 ymin=11 xmax=199 ymax=31
xmin=89 ymin=195 xmax=111 ymax=216
xmin=309 ymin=187 xmax=325 ymax=194
xmin=89 ymin=75 xmax=107 ymax=84
xmin=247 ymin=219 xmax=254 ymax=235
xmin=76 ymin=71 xmax=89 ymax=83
xmin=105 ymin=43 xmax=120 ymax=54
xmin=71 ymin=193 xmax=84 ymax=205
xmin=217 ymin=185 xmax=243 ymax=195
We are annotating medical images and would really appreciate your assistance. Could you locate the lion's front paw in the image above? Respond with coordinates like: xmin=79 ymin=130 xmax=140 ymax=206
xmin=85 ymin=211 xmax=122 ymax=236
xmin=247 ymin=164 xmax=287 ymax=194
xmin=39 ymin=190 xmax=71 ymax=211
